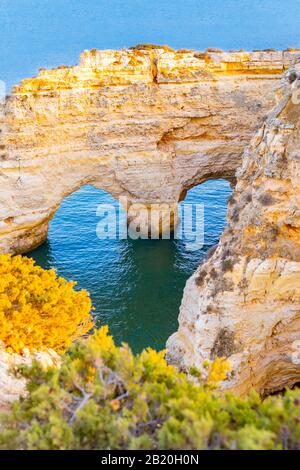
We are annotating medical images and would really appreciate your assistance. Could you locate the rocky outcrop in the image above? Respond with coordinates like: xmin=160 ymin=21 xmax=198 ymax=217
xmin=1 ymin=48 xmax=300 ymax=253
xmin=0 ymin=346 xmax=60 ymax=408
xmin=1 ymin=47 xmax=300 ymax=397
xmin=167 ymin=64 xmax=300 ymax=396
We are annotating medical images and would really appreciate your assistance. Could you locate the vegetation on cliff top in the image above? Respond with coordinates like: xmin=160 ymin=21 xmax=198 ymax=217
xmin=0 ymin=254 xmax=93 ymax=353
xmin=1 ymin=326 xmax=300 ymax=450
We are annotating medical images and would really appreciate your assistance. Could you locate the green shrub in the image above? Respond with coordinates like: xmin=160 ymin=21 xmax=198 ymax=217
xmin=0 ymin=327 xmax=300 ymax=450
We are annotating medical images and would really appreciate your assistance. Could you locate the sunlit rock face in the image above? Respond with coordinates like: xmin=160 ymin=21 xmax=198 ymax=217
xmin=167 ymin=64 xmax=300 ymax=396
xmin=0 ymin=347 xmax=60 ymax=408
xmin=1 ymin=47 xmax=299 ymax=253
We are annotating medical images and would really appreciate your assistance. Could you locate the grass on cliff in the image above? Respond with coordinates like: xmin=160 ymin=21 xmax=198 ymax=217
xmin=1 ymin=326 xmax=300 ymax=450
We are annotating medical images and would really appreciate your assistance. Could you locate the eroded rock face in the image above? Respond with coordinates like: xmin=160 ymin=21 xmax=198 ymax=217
xmin=1 ymin=48 xmax=300 ymax=253
xmin=167 ymin=64 xmax=300 ymax=396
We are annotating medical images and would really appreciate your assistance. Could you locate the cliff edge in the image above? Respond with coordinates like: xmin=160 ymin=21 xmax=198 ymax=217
xmin=167 ymin=64 xmax=300 ymax=396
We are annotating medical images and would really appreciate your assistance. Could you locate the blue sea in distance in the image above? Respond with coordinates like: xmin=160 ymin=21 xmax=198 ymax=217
xmin=30 ymin=181 xmax=231 ymax=352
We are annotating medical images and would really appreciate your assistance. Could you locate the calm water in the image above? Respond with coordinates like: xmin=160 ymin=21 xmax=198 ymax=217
xmin=29 ymin=180 xmax=231 ymax=352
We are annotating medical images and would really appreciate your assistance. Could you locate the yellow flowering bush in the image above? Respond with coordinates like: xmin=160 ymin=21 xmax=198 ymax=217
xmin=0 ymin=254 xmax=93 ymax=353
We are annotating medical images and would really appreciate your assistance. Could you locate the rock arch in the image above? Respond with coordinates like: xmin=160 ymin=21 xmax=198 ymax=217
xmin=167 ymin=64 xmax=300 ymax=396
xmin=1 ymin=47 xmax=300 ymax=253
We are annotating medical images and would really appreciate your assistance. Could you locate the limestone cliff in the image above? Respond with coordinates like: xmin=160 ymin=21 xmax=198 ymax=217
xmin=0 ymin=346 xmax=60 ymax=408
xmin=1 ymin=48 xmax=300 ymax=253
xmin=167 ymin=64 xmax=300 ymax=396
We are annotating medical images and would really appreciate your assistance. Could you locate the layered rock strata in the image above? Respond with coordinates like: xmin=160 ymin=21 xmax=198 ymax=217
xmin=1 ymin=47 xmax=300 ymax=396
xmin=0 ymin=346 xmax=60 ymax=408
xmin=1 ymin=48 xmax=300 ymax=253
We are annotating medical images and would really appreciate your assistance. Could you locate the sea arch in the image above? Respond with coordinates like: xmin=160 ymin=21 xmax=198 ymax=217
xmin=0 ymin=47 xmax=299 ymax=254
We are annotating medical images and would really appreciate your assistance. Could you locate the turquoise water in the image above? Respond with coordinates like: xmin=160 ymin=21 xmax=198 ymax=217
xmin=29 ymin=180 xmax=231 ymax=352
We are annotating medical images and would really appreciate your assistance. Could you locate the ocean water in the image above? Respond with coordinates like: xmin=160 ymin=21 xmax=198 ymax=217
xmin=10 ymin=0 xmax=296 ymax=351
xmin=29 ymin=180 xmax=231 ymax=352
xmin=2 ymin=0 xmax=300 ymax=90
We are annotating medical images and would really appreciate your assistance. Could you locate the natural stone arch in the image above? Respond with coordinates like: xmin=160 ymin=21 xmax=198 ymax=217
xmin=167 ymin=64 xmax=300 ymax=396
xmin=1 ymin=47 xmax=300 ymax=254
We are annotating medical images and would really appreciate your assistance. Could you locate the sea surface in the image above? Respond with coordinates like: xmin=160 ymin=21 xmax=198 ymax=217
xmin=29 ymin=180 xmax=231 ymax=352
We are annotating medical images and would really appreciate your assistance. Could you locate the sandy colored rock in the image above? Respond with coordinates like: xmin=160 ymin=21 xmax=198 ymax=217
xmin=1 ymin=48 xmax=300 ymax=252
xmin=0 ymin=346 xmax=60 ymax=408
xmin=1 ymin=47 xmax=300 ymax=396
